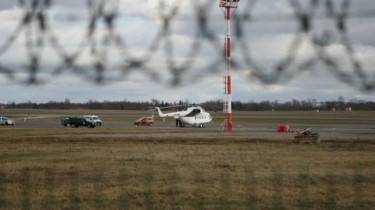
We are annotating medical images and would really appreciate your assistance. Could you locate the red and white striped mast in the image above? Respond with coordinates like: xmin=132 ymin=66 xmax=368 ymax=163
xmin=219 ymin=0 xmax=239 ymax=131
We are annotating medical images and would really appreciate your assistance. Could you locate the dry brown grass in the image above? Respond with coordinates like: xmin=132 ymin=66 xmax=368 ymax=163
xmin=0 ymin=136 xmax=374 ymax=209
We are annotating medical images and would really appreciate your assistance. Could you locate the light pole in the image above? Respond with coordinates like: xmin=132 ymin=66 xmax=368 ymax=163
xmin=219 ymin=0 xmax=239 ymax=131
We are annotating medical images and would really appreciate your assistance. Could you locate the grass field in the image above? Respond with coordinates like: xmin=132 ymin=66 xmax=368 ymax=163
xmin=0 ymin=138 xmax=374 ymax=209
xmin=0 ymin=109 xmax=374 ymax=209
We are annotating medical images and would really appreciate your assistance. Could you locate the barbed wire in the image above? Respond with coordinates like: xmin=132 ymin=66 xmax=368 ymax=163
xmin=0 ymin=0 xmax=374 ymax=91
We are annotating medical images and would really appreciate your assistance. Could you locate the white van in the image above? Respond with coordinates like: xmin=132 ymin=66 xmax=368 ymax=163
xmin=0 ymin=116 xmax=15 ymax=126
xmin=83 ymin=115 xmax=102 ymax=126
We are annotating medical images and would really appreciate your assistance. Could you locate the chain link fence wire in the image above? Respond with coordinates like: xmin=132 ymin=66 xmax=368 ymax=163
xmin=0 ymin=0 xmax=374 ymax=91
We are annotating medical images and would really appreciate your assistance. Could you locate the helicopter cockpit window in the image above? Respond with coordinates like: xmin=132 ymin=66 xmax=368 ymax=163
xmin=186 ymin=109 xmax=201 ymax=117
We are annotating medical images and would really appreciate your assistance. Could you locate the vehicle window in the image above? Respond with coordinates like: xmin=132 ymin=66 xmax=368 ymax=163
xmin=186 ymin=109 xmax=201 ymax=117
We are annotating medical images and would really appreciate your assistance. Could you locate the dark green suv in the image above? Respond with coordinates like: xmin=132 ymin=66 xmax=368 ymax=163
xmin=61 ymin=116 xmax=96 ymax=128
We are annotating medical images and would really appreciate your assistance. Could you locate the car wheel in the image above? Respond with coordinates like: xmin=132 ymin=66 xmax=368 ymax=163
xmin=5 ymin=122 xmax=8 ymax=126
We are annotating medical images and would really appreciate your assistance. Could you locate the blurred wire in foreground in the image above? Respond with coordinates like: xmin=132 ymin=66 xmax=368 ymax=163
xmin=0 ymin=0 xmax=374 ymax=91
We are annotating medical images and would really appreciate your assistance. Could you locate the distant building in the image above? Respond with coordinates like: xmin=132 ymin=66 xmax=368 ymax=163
xmin=346 ymin=107 xmax=352 ymax=111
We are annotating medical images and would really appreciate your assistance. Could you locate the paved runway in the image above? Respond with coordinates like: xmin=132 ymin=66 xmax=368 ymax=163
xmin=2 ymin=112 xmax=374 ymax=136
xmin=4 ymin=120 xmax=375 ymax=134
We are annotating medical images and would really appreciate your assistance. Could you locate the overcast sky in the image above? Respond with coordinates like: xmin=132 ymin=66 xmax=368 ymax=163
xmin=0 ymin=0 xmax=374 ymax=104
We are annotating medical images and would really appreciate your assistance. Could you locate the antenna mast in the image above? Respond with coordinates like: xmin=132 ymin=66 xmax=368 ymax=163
xmin=219 ymin=0 xmax=239 ymax=132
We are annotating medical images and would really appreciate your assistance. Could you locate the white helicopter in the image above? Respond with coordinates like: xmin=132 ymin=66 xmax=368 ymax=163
xmin=155 ymin=105 xmax=212 ymax=128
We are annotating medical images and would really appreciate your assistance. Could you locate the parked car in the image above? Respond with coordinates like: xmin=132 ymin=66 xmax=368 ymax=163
xmin=0 ymin=116 xmax=15 ymax=126
xmin=61 ymin=116 xmax=96 ymax=128
xmin=83 ymin=115 xmax=102 ymax=126
xmin=134 ymin=116 xmax=154 ymax=126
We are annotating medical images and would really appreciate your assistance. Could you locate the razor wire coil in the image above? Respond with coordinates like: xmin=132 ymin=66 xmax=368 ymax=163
xmin=0 ymin=0 xmax=374 ymax=91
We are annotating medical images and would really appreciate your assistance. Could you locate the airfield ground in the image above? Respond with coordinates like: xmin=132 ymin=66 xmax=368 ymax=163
xmin=0 ymin=109 xmax=374 ymax=209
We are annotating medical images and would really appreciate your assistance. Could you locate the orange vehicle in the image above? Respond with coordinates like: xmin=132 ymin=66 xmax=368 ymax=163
xmin=134 ymin=116 xmax=155 ymax=126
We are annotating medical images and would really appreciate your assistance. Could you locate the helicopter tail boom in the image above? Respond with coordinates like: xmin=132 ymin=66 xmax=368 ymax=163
xmin=155 ymin=107 xmax=167 ymax=117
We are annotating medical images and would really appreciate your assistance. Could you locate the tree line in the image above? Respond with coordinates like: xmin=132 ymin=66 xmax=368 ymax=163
xmin=2 ymin=98 xmax=375 ymax=111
